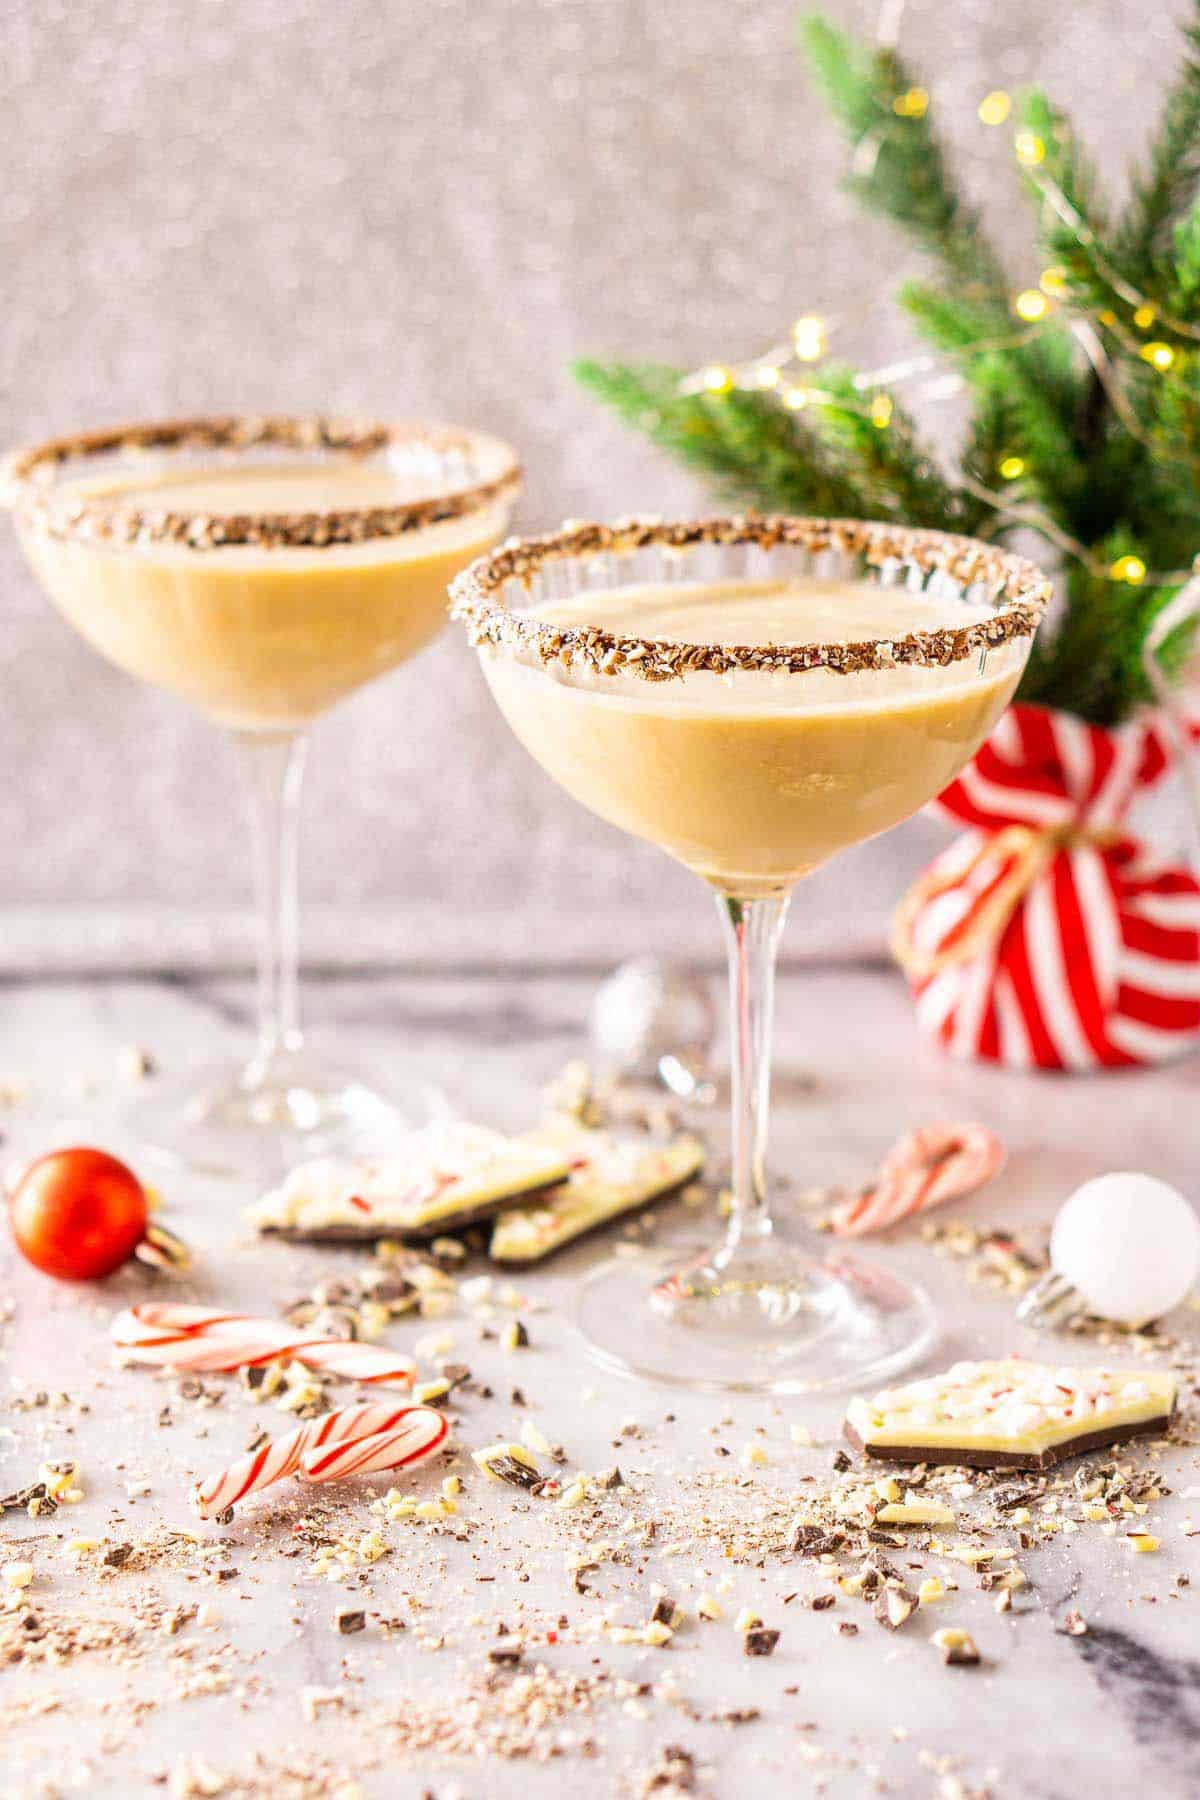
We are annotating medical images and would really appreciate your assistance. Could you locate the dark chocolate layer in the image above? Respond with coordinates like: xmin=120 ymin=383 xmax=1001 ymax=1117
xmin=844 ymin=1410 xmax=1174 ymax=1473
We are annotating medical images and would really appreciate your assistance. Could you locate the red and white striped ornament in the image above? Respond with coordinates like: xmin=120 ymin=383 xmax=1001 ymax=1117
xmin=110 ymin=1302 xmax=415 ymax=1388
xmin=893 ymin=705 xmax=1200 ymax=1071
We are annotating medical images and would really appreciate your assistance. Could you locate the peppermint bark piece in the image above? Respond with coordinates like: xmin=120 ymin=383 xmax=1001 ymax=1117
xmin=844 ymin=1359 xmax=1176 ymax=1472
xmin=247 ymin=1123 xmax=571 ymax=1243
xmin=489 ymin=1123 xmax=705 ymax=1264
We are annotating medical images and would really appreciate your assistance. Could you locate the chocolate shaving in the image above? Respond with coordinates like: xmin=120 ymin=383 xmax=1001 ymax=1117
xmin=485 ymin=1455 xmax=541 ymax=1490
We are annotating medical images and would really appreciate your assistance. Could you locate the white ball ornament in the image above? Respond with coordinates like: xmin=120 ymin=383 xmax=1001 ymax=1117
xmin=1049 ymin=1172 xmax=1200 ymax=1325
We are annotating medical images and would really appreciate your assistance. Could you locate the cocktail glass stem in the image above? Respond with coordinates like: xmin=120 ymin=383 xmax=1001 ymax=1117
xmin=236 ymin=729 xmax=309 ymax=1089
xmin=124 ymin=722 xmax=446 ymax=1164
xmin=1142 ymin=577 xmax=1200 ymax=868
xmin=714 ymin=890 xmax=790 ymax=1263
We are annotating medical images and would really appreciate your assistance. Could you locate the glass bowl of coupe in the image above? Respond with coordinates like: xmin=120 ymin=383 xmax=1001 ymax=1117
xmin=453 ymin=515 xmax=1049 ymax=1393
xmin=5 ymin=414 xmax=520 ymax=1173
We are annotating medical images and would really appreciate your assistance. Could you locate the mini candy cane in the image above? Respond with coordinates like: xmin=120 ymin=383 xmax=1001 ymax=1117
xmin=830 ymin=1123 xmax=1005 ymax=1238
xmin=193 ymin=1401 xmax=429 ymax=1519
xmin=301 ymin=1409 xmax=450 ymax=1484
xmin=110 ymin=1302 xmax=414 ymax=1387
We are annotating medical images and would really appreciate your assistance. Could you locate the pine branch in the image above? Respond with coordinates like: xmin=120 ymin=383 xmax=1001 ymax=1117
xmin=800 ymin=15 xmax=1007 ymax=305
xmin=1115 ymin=3 xmax=1200 ymax=279
xmin=1017 ymin=549 xmax=1140 ymax=727
xmin=1015 ymin=91 xmax=1119 ymax=317
xmin=803 ymin=364 xmax=977 ymax=529
xmin=899 ymin=281 xmax=1086 ymax=512
xmin=571 ymin=360 xmax=873 ymax=518
xmin=1172 ymin=195 xmax=1200 ymax=310
xmin=959 ymin=357 xmax=1020 ymax=503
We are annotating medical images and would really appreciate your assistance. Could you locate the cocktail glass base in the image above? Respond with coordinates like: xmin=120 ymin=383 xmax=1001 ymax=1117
xmin=571 ymin=1234 xmax=936 ymax=1395
xmin=125 ymin=1049 xmax=450 ymax=1179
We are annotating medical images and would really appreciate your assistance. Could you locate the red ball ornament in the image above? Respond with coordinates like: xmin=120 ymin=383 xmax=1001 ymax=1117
xmin=8 ymin=1148 xmax=148 ymax=1281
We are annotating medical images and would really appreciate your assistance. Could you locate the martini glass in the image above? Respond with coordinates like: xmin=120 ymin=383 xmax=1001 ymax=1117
xmin=5 ymin=415 xmax=520 ymax=1170
xmin=453 ymin=516 xmax=1049 ymax=1392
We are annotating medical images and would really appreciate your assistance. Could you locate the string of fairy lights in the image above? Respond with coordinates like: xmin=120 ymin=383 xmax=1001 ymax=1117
xmin=679 ymin=77 xmax=1200 ymax=590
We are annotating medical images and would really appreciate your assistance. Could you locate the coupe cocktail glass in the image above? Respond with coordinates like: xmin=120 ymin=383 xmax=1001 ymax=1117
xmin=6 ymin=415 xmax=520 ymax=1168
xmin=454 ymin=517 xmax=1049 ymax=1392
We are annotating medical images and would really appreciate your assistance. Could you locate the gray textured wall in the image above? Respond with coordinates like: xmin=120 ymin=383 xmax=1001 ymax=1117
xmin=1 ymin=0 xmax=1188 ymax=971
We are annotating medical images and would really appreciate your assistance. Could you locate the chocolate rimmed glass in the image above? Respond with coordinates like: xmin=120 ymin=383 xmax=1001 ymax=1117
xmin=5 ymin=415 xmax=520 ymax=1171
xmin=453 ymin=516 xmax=1049 ymax=1392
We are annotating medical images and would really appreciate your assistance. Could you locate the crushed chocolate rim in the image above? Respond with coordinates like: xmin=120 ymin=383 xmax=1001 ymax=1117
xmin=3 ymin=414 xmax=522 ymax=551
xmin=450 ymin=515 xmax=1052 ymax=680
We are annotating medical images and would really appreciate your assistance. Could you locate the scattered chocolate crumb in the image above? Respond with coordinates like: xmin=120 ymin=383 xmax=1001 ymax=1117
xmin=643 ymin=1745 xmax=696 ymax=1793
xmin=743 ymin=1627 xmax=780 ymax=1657
xmin=335 ymin=1609 xmax=366 ymax=1636
xmin=874 ymin=1586 xmax=917 ymax=1631
xmin=934 ymin=1629 xmax=981 ymax=1666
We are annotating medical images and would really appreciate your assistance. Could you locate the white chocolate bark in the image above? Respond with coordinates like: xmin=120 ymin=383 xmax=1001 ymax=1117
xmin=489 ymin=1120 xmax=704 ymax=1263
xmin=247 ymin=1123 xmax=572 ymax=1236
xmin=846 ymin=1359 xmax=1176 ymax=1462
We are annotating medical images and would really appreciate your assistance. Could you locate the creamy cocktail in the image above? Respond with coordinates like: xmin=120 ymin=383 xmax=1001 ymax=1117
xmin=6 ymin=416 xmax=520 ymax=1166
xmin=455 ymin=516 xmax=1048 ymax=1394
xmin=483 ymin=577 xmax=1020 ymax=895
xmin=23 ymin=460 xmax=510 ymax=731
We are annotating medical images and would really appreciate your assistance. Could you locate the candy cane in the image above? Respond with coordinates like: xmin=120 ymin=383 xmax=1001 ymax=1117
xmin=301 ymin=1409 xmax=450 ymax=1484
xmin=110 ymin=1302 xmax=414 ymax=1387
xmin=830 ymin=1123 xmax=1005 ymax=1237
xmin=193 ymin=1401 xmax=433 ymax=1519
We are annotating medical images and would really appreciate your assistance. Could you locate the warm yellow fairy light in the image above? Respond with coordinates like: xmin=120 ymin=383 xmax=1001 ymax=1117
xmin=782 ymin=385 xmax=810 ymax=411
xmin=792 ymin=316 xmax=827 ymax=362
xmin=1014 ymin=288 xmax=1049 ymax=321
xmin=978 ymin=90 xmax=1012 ymax=126
xmin=893 ymin=87 xmax=929 ymax=118
xmin=754 ymin=364 xmax=781 ymax=389
xmin=870 ymin=394 xmax=893 ymax=429
xmin=702 ymin=364 xmax=733 ymax=393
xmin=1039 ymin=266 xmax=1068 ymax=297
xmin=1014 ymin=131 xmax=1046 ymax=167
xmin=1110 ymin=554 xmax=1147 ymax=584
xmin=999 ymin=455 xmax=1026 ymax=480
xmin=1133 ymin=303 xmax=1157 ymax=330
xmin=1140 ymin=340 xmax=1175 ymax=371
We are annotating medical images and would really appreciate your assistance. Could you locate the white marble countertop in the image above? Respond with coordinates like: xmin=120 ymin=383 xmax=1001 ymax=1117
xmin=1 ymin=966 xmax=1198 ymax=1799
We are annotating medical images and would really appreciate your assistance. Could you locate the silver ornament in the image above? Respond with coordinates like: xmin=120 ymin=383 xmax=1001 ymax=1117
xmin=589 ymin=957 xmax=716 ymax=1099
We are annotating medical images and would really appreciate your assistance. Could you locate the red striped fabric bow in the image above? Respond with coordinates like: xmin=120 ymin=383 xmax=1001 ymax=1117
xmin=893 ymin=704 xmax=1200 ymax=1070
